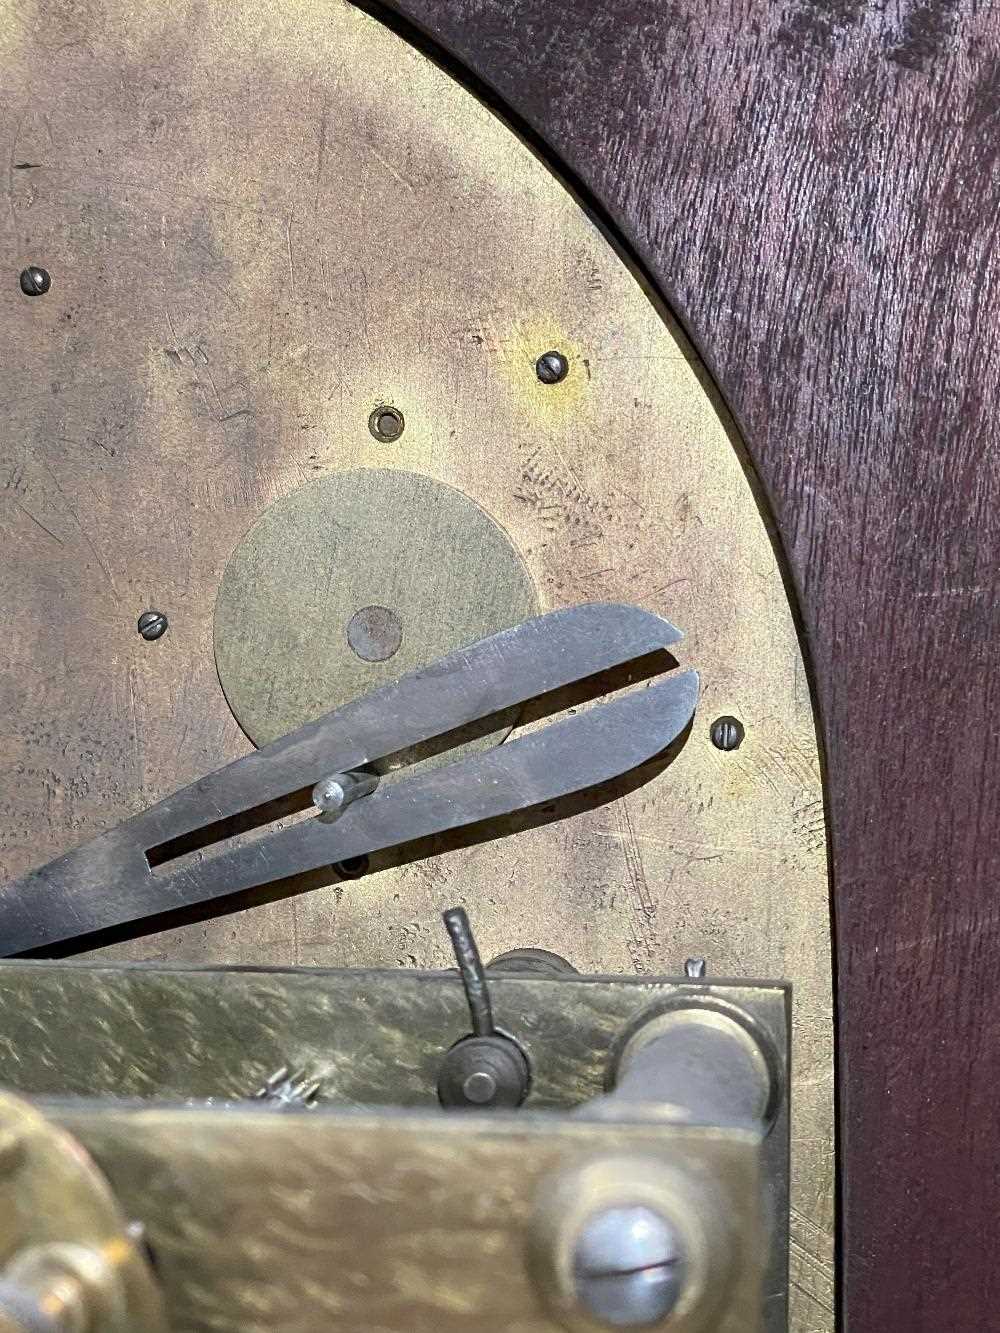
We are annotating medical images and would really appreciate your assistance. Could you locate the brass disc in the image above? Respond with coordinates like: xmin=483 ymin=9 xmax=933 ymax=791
xmin=0 ymin=1092 xmax=166 ymax=1330
xmin=214 ymin=468 xmax=538 ymax=747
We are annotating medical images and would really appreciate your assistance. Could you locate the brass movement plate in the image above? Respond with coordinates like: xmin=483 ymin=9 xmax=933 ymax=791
xmin=0 ymin=963 xmax=787 ymax=1112
xmin=215 ymin=467 xmax=538 ymax=746
xmin=0 ymin=962 xmax=790 ymax=1332
xmin=0 ymin=0 xmax=833 ymax=1324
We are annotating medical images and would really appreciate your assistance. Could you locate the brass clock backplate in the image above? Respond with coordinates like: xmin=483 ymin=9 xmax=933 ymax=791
xmin=0 ymin=1 xmax=833 ymax=1325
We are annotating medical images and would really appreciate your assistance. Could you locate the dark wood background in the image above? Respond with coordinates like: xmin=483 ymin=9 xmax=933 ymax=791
xmin=382 ymin=1 xmax=1000 ymax=1327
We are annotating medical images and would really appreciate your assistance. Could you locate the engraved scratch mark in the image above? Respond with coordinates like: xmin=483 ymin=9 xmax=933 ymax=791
xmin=164 ymin=309 xmax=218 ymax=414
xmin=285 ymin=208 xmax=295 ymax=288
xmin=549 ymin=437 xmax=586 ymax=502
xmin=790 ymin=1268 xmax=835 ymax=1317
xmin=790 ymin=1275 xmax=833 ymax=1316
xmin=365 ymin=143 xmax=414 ymax=192
xmin=10 ymin=499 xmax=64 ymax=546
xmin=616 ymin=798 xmax=656 ymax=971
xmin=39 ymin=460 xmax=118 ymax=598
xmin=789 ymin=1207 xmax=835 ymax=1314
xmin=592 ymin=829 xmax=670 ymax=850
xmin=513 ymin=447 xmax=614 ymax=538
xmin=127 ymin=665 xmax=144 ymax=798
xmin=204 ymin=361 xmax=224 ymax=412
xmin=218 ymin=407 xmax=255 ymax=423
xmin=314 ymin=102 xmax=329 ymax=215
xmin=164 ymin=307 xmax=181 ymax=350
xmin=188 ymin=237 xmax=241 ymax=312
xmin=7 ymin=110 xmax=25 ymax=236
xmin=319 ymin=254 xmax=334 ymax=310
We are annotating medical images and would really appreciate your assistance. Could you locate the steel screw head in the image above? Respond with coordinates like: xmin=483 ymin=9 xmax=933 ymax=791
xmin=137 ymin=611 xmax=168 ymax=641
xmin=535 ymin=350 xmax=569 ymax=384
xmin=573 ymin=1205 xmax=686 ymax=1328
xmin=709 ymin=715 xmax=744 ymax=751
xmin=461 ymin=1070 xmax=498 ymax=1104
xmin=18 ymin=266 xmax=50 ymax=297
xmin=313 ymin=776 xmax=347 ymax=814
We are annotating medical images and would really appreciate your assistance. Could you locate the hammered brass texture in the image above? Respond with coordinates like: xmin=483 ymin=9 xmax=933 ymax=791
xmin=0 ymin=0 xmax=833 ymax=1323
xmin=214 ymin=468 xmax=539 ymax=747
xmin=51 ymin=1105 xmax=763 ymax=1333
xmin=0 ymin=964 xmax=787 ymax=1111
xmin=0 ymin=964 xmax=791 ymax=1330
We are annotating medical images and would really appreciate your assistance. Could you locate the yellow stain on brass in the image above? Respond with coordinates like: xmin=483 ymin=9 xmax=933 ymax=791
xmin=495 ymin=319 xmax=590 ymax=422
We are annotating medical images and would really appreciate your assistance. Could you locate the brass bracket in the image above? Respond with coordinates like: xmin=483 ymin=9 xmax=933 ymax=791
xmin=0 ymin=962 xmax=789 ymax=1332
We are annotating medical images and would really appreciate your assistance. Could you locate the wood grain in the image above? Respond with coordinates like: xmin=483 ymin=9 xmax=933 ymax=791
xmin=379 ymin=0 xmax=1000 ymax=1327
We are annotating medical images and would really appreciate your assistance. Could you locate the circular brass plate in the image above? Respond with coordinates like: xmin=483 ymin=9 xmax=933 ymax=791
xmin=0 ymin=1092 xmax=165 ymax=1330
xmin=214 ymin=468 xmax=538 ymax=747
xmin=0 ymin=0 xmax=833 ymax=1322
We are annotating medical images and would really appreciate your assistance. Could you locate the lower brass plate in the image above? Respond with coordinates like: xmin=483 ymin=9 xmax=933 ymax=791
xmin=0 ymin=0 xmax=834 ymax=1324
xmin=56 ymin=1104 xmax=763 ymax=1333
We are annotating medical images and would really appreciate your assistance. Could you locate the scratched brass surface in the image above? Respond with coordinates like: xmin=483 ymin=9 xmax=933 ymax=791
xmin=0 ymin=0 xmax=833 ymax=1324
xmin=51 ymin=1104 xmax=762 ymax=1333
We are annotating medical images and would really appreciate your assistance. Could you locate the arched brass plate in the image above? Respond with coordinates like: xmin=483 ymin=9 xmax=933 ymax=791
xmin=0 ymin=1 xmax=833 ymax=1326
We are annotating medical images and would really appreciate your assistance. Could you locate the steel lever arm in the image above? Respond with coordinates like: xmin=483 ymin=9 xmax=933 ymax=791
xmin=0 ymin=604 xmax=696 ymax=955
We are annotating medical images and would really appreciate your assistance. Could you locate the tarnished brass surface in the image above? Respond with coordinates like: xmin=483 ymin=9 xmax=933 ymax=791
xmin=0 ymin=1091 xmax=165 ymax=1330
xmin=51 ymin=1104 xmax=763 ymax=1333
xmin=0 ymin=0 xmax=833 ymax=1322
